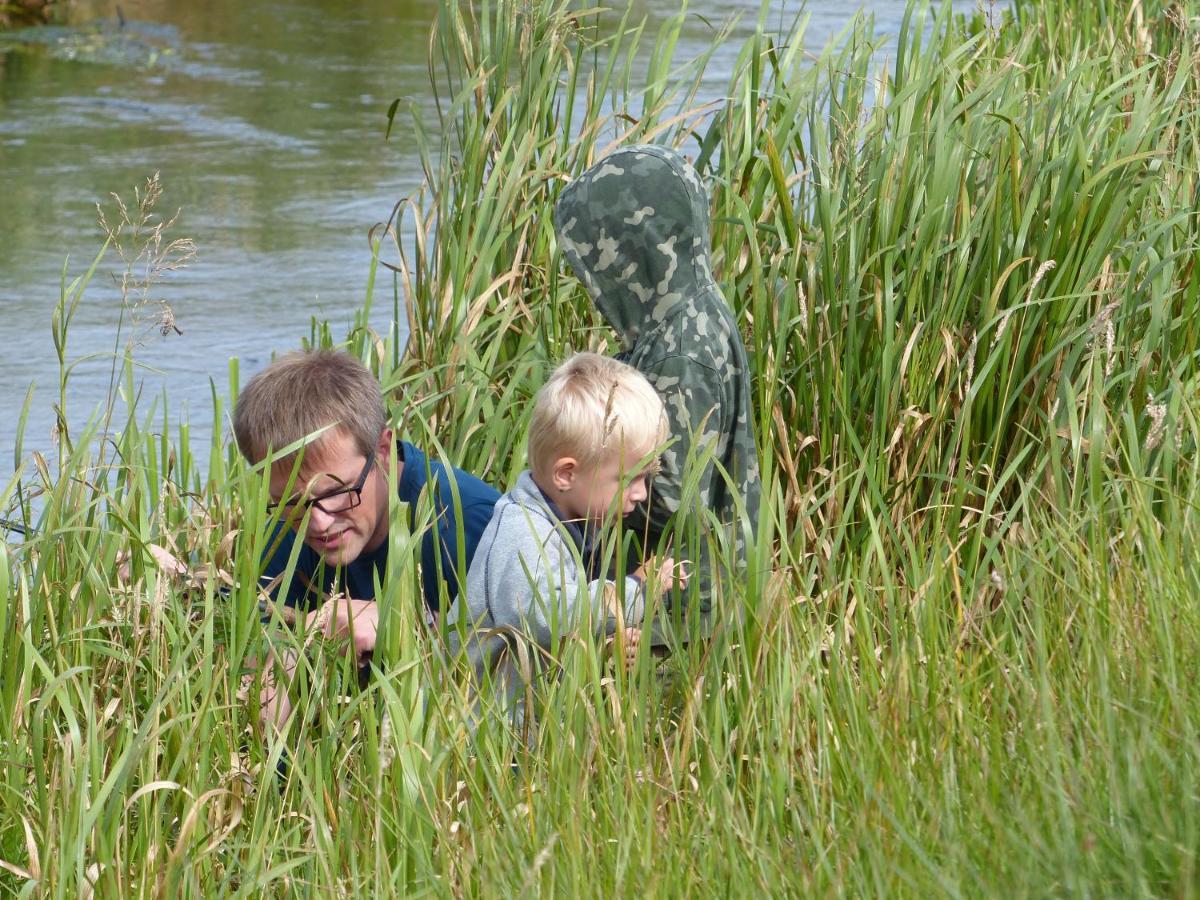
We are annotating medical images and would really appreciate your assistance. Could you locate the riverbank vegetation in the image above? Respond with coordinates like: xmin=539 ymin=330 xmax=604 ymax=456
xmin=0 ymin=0 xmax=59 ymax=30
xmin=3 ymin=0 xmax=1199 ymax=894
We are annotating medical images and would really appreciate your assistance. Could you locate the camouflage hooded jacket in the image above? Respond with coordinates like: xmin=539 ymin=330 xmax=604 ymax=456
xmin=554 ymin=144 xmax=761 ymax=586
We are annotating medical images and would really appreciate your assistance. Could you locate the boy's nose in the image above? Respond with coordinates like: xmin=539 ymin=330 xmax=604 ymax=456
xmin=628 ymin=478 xmax=648 ymax=504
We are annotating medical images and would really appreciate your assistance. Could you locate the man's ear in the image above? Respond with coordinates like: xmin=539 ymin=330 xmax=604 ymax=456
xmin=551 ymin=457 xmax=577 ymax=493
xmin=375 ymin=427 xmax=394 ymax=459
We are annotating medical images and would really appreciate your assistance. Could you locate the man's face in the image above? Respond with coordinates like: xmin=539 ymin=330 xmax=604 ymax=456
xmin=557 ymin=443 xmax=656 ymax=525
xmin=268 ymin=428 xmax=391 ymax=567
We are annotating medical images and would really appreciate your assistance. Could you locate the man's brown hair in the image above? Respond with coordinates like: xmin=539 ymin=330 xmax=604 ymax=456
xmin=233 ymin=349 xmax=387 ymax=465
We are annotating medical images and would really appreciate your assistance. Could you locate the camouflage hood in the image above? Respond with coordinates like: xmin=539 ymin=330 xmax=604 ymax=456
xmin=553 ymin=145 xmax=762 ymax=612
xmin=554 ymin=144 xmax=715 ymax=345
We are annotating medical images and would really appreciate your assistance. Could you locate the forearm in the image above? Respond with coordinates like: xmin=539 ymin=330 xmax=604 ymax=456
xmin=591 ymin=575 xmax=646 ymax=635
xmin=258 ymin=647 xmax=300 ymax=734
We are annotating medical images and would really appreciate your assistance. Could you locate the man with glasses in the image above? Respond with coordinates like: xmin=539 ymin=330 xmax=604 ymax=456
xmin=233 ymin=348 xmax=499 ymax=704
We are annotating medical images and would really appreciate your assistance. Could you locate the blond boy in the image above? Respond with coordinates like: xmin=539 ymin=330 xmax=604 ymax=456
xmin=447 ymin=353 xmax=686 ymax=729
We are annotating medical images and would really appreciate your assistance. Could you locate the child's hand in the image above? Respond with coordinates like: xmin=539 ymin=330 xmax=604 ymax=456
xmin=604 ymin=626 xmax=642 ymax=673
xmin=620 ymin=626 xmax=641 ymax=672
xmin=636 ymin=556 xmax=690 ymax=594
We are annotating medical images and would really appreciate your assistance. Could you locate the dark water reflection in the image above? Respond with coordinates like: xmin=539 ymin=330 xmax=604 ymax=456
xmin=0 ymin=0 xmax=971 ymax=480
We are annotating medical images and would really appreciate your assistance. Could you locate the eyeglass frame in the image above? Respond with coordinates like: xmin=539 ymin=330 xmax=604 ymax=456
xmin=266 ymin=450 xmax=377 ymax=519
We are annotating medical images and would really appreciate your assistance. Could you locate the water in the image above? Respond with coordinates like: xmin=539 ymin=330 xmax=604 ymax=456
xmin=0 ymin=0 xmax=971 ymax=482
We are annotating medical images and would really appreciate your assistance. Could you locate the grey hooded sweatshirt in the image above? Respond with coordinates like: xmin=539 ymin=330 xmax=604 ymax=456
xmin=554 ymin=145 xmax=762 ymax=608
xmin=446 ymin=471 xmax=645 ymax=730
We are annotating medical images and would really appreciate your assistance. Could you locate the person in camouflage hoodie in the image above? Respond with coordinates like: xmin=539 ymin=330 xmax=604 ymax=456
xmin=553 ymin=144 xmax=761 ymax=618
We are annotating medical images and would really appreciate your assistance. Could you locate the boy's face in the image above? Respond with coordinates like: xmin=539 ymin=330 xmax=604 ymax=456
xmin=268 ymin=428 xmax=392 ymax=567
xmin=555 ymin=444 xmax=656 ymax=525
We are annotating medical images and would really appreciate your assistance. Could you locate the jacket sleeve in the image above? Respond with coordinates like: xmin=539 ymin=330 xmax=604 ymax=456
xmin=489 ymin=512 xmax=646 ymax=646
xmin=428 ymin=493 xmax=503 ymax=612
xmin=634 ymin=354 xmax=729 ymax=541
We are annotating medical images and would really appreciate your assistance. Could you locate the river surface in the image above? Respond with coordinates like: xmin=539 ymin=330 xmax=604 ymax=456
xmin=0 ymin=0 xmax=975 ymax=482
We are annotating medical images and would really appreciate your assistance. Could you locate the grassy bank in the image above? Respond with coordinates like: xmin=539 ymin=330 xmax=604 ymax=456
xmin=3 ymin=0 xmax=1199 ymax=894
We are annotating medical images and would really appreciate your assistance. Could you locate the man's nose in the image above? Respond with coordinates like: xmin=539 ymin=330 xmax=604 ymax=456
xmin=306 ymin=504 xmax=337 ymax=535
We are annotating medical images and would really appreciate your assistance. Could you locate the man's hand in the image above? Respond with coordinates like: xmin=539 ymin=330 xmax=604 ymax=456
xmin=253 ymin=596 xmax=378 ymax=736
xmin=635 ymin=556 xmax=690 ymax=595
xmin=307 ymin=596 xmax=379 ymax=667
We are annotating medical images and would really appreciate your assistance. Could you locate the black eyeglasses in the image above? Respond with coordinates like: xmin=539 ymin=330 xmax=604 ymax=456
xmin=268 ymin=453 xmax=376 ymax=519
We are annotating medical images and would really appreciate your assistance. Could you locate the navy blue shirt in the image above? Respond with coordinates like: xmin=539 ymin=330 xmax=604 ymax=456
xmin=260 ymin=440 xmax=499 ymax=613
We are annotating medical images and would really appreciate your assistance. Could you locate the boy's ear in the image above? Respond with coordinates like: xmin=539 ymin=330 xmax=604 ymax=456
xmin=551 ymin=457 xmax=577 ymax=493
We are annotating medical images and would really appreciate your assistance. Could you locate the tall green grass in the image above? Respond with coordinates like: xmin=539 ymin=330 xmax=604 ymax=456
xmin=2 ymin=0 xmax=1199 ymax=894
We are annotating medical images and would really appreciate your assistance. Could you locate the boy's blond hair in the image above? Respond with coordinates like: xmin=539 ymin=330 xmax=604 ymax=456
xmin=233 ymin=349 xmax=387 ymax=465
xmin=528 ymin=352 xmax=666 ymax=479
